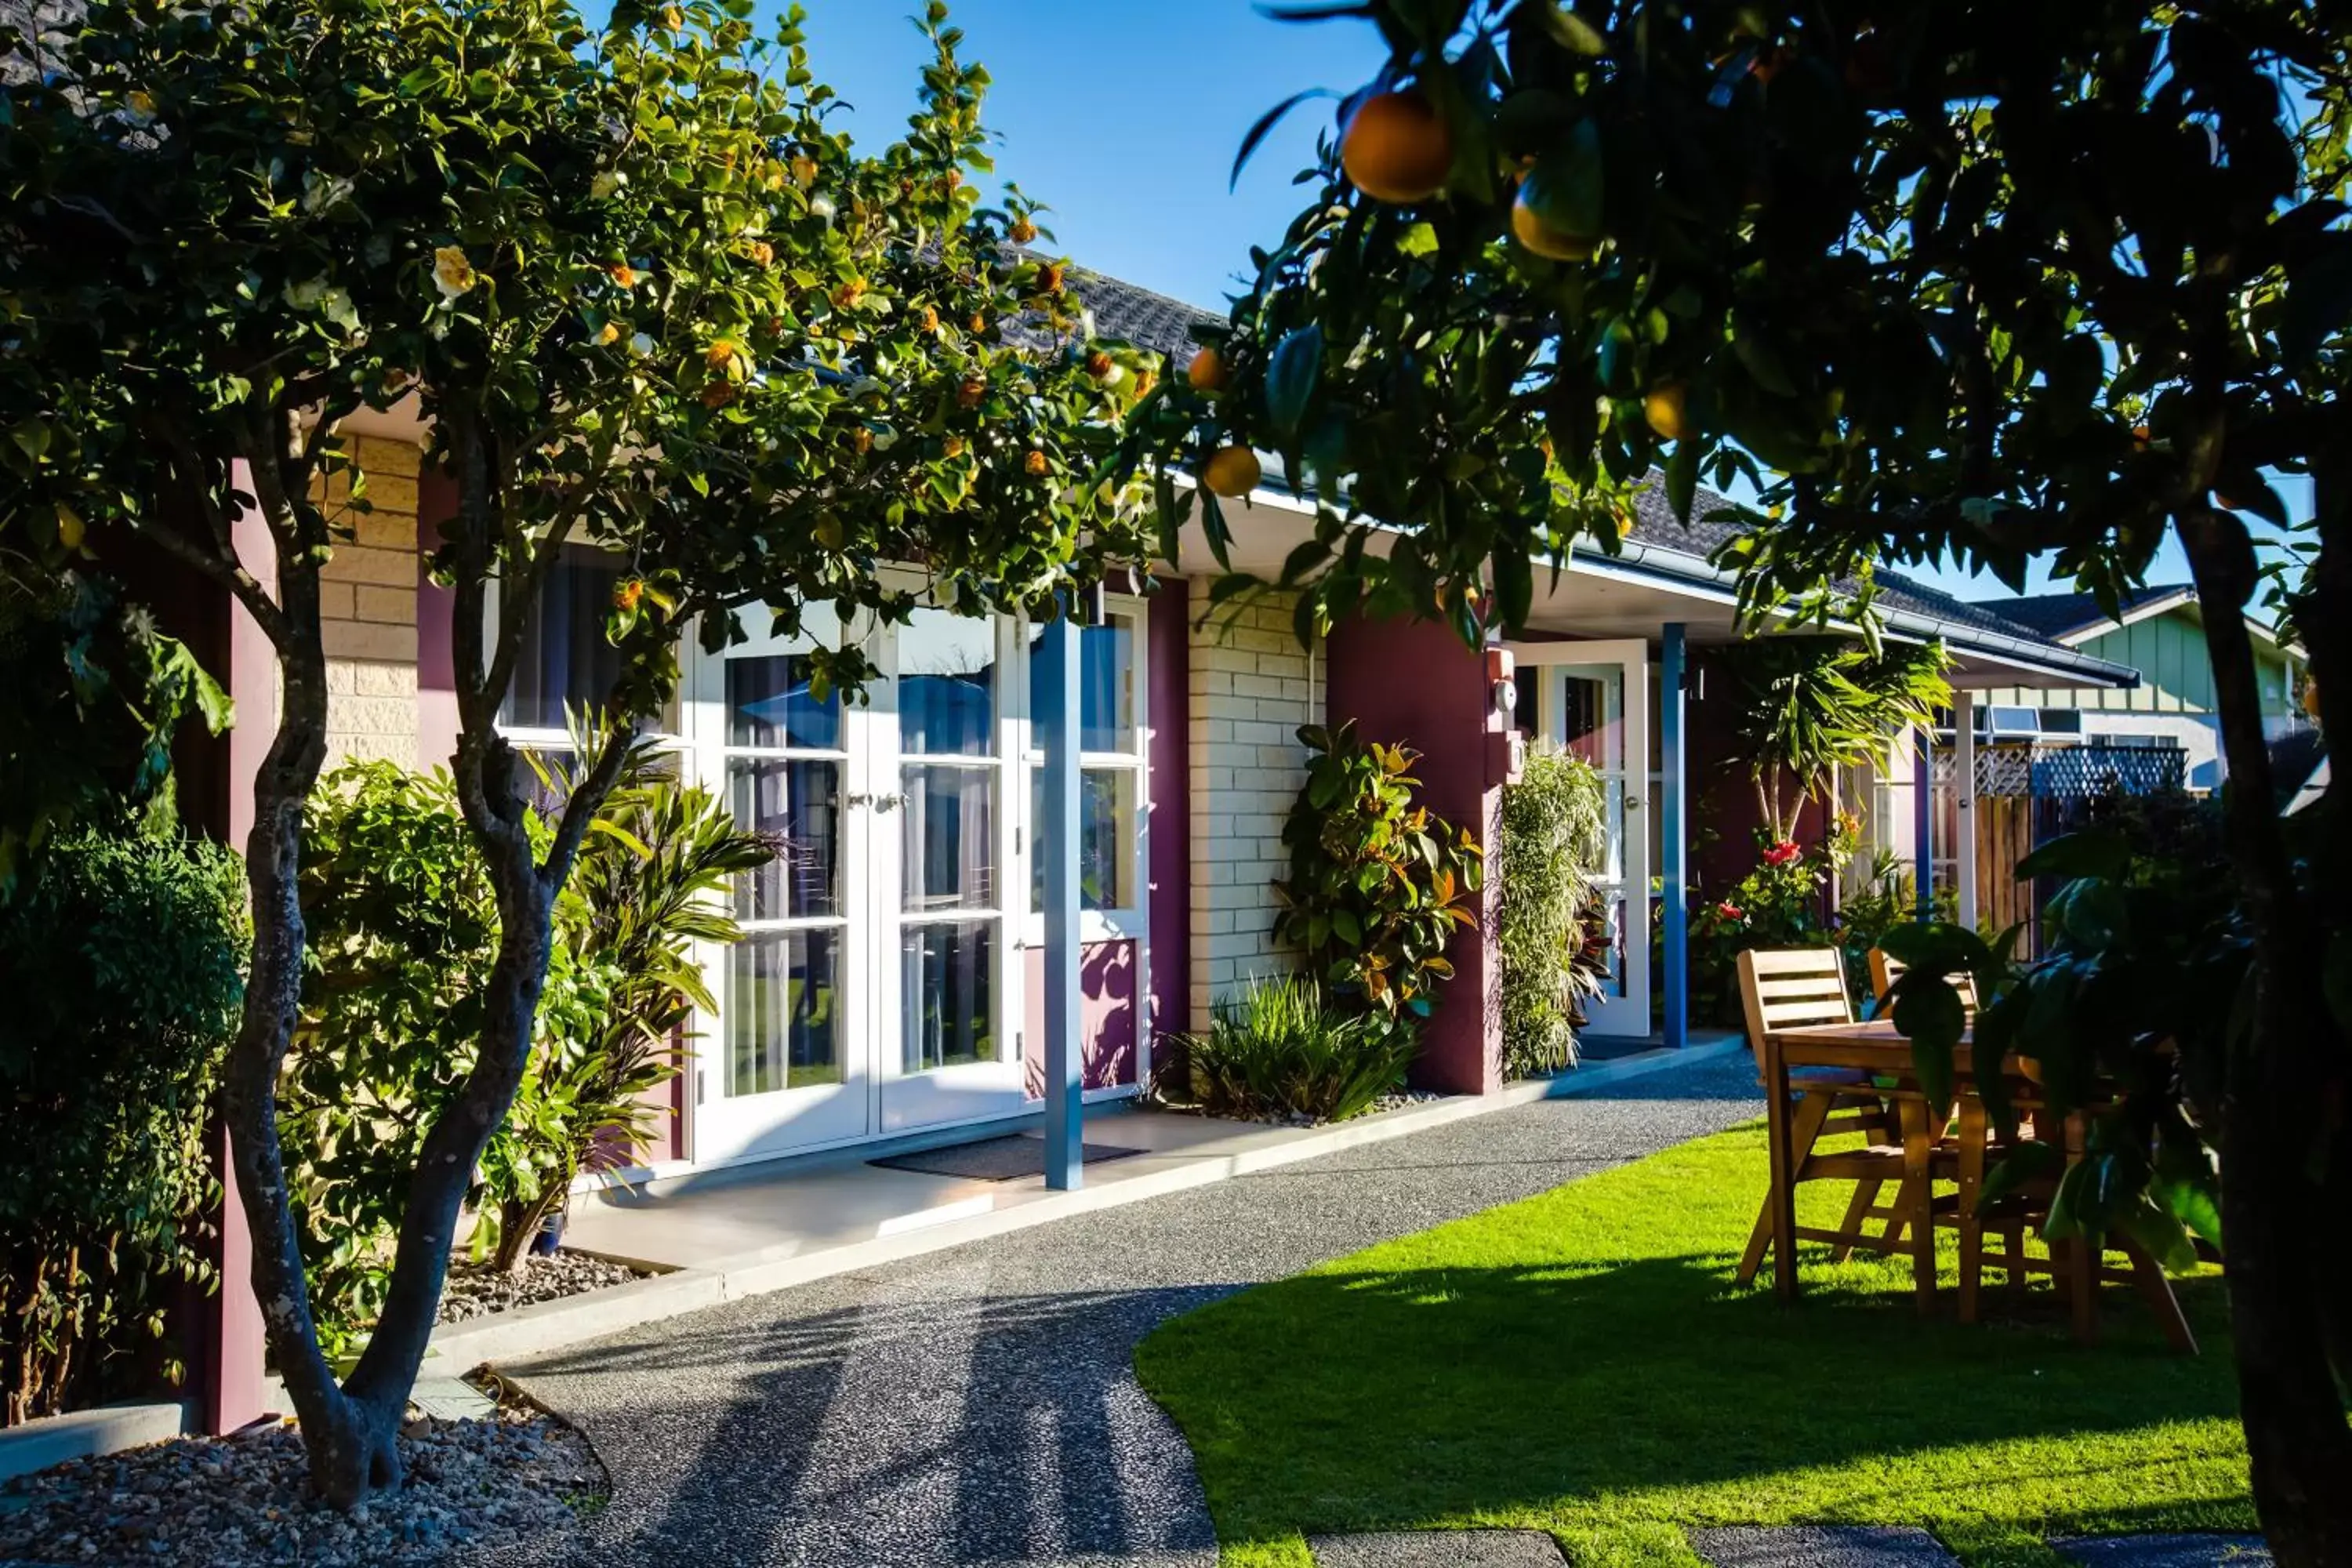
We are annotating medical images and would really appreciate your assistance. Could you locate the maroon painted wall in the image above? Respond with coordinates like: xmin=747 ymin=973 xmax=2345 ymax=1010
xmin=1022 ymin=938 xmax=1141 ymax=1095
xmin=415 ymin=466 xmax=459 ymax=775
xmin=1687 ymin=648 xmax=1832 ymax=900
xmin=1324 ymin=614 xmax=1505 ymax=1096
xmin=1147 ymin=578 xmax=1190 ymax=1048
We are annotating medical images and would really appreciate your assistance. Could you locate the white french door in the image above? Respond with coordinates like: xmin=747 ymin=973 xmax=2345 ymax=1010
xmin=1508 ymin=638 xmax=1653 ymax=1037
xmin=687 ymin=604 xmax=877 ymax=1164
xmin=872 ymin=608 xmax=1027 ymax=1134
xmin=685 ymin=601 xmax=1028 ymax=1167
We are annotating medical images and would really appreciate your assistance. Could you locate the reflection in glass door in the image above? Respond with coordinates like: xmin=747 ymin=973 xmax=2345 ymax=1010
xmin=881 ymin=608 xmax=1025 ymax=1131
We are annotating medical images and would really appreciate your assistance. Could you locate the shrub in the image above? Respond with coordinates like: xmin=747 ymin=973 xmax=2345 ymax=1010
xmin=1274 ymin=721 xmax=1482 ymax=1018
xmin=1497 ymin=743 xmax=1609 ymax=1076
xmin=1684 ymin=816 xmax=1859 ymax=1025
xmin=285 ymin=752 xmax=764 ymax=1352
xmin=0 ymin=825 xmax=246 ymax=1423
xmin=1178 ymin=975 xmax=1419 ymax=1122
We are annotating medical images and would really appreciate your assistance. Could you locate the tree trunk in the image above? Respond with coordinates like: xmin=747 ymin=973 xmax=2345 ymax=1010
xmin=2178 ymin=507 xmax=2352 ymax=1565
xmin=214 ymin=548 xmax=401 ymax=1507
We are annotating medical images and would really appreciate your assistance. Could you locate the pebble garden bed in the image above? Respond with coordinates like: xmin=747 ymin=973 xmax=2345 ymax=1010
xmin=1145 ymin=1088 xmax=1451 ymax=1127
xmin=0 ymin=1408 xmax=604 ymax=1566
xmin=436 ymin=1249 xmax=651 ymax=1325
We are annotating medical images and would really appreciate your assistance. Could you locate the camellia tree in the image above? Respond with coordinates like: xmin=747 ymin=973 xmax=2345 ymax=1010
xmin=0 ymin=0 xmax=1152 ymax=1505
xmin=1120 ymin=0 xmax=2352 ymax=1555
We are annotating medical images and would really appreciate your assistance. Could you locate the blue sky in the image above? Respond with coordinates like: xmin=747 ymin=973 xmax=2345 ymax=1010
xmin=709 ymin=2 xmax=2299 ymax=604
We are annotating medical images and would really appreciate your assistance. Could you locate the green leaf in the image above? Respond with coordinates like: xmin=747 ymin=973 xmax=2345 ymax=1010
xmin=1265 ymin=322 xmax=1324 ymax=441
xmin=1664 ymin=437 xmax=1699 ymax=522
xmin=1395 ymin=221 xmax=1439 ymax=258
xmin=1521 ymin=120 xmax=1604 ymax=241
xmin=2016 ymin=826 xmax=2131 ymax=882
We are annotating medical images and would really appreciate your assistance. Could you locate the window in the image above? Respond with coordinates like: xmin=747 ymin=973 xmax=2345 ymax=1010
xmin=497 ymin=548 xmax=679 ymax=737
xmin=1025 ymin=608 xmax=1145 ymax=919
xmin=494 ymin=546 xmax=678 ymax=811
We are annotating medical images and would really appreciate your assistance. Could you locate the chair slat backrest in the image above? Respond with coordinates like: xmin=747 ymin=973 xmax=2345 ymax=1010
xmin=1736 ymin=948 xmax=1851 ymax=1069
xmin=1869 ymin=949 xmax=1980 ymax=1017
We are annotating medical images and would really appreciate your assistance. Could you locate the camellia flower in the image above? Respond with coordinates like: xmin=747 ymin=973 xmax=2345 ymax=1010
xmin=790 ymin=155 xmax=818 ymax=189
xmin=1717 ymin=902 xmax=1745 ymax=921
xmin=1024 ymin=449 xmax=1050 ymax=477
xmin=432 ymin=246 xmax=477 ymax=300
xmin=609 ymin=263 xmax=638 ymax=289
xmin=597 ymin=321 xmax=621 ymax=346
xmin=705 ymin=339 xmax=737 ymax=372
xmin=1762 ymin=840 xmax=1802 ymax=867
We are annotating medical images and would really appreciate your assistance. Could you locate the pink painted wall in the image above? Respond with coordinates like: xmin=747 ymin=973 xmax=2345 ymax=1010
xmin=1146 ymin=579 xmax=1190 ymax=1047
xmin=414 ymin=466 xmax=459 ymax=775
xmin=1022 ymin=938 xmax=1140 ymax=1096
xmin=1324 ymin=615 xmax=1508 ymax=1096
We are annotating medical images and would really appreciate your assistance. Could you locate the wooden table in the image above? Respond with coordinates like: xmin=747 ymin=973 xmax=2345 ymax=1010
xmin=1758 ymin=1018 xmax=2194 ymax=1350
xmin=1759 ymin=1019 xmax=2007 ymax=1312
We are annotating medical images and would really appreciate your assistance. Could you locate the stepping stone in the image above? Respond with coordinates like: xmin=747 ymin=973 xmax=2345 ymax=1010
xmin=1310 ymin=1530 xmax=1566 ymax=1566
xmin=2053 ymin=1537 xmax=2272 ymax=1566
xmin=408 ymin=1375 xmax=499 ymax=1421
xmin=1690 ymin=1525 xmax=1960 ymax=1567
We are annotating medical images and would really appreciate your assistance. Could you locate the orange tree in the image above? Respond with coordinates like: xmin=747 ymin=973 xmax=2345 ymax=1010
xmin=1116 ymin=0 xmax=2352 ymax=1556
xmin=0 ymin=0 xmax=1151 ymax=1505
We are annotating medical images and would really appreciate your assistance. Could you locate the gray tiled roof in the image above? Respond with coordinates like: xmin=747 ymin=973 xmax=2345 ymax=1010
xmin=1073 ymin=265 xmax=2067 ymax=650
xmin=1972 ymin=586 xmax=2190 ymax=641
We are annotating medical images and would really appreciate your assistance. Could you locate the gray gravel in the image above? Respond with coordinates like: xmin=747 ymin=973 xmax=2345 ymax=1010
xmin=0 ymin=1410 xmax=602 ymax=1566
xmin=438 ymin=1250 xmax=651 ymax=1324
xmin=1309 ymin=1528 xmax=1567 ymax=1564
xmin=2053 ymin=1537 xmax=2274 ymax=1566
xmin=1690 ymin=1525 xmax=1958 ymax=1566
xmin=498 ymin=1052 xmax=1762 ymax=1568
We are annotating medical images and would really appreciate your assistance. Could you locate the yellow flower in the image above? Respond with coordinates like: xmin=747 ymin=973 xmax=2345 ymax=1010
xmin=942 ymin=436 xmax=966 ymax=459
xmin=705 ymin=339 xmax=737 ymax=371
xmin=1023 ymin=449 xmax=1049 ymax=477
xmin=609 ymin=263 xmax=638 ymax=289
xmin=597 ymin=321 xmax=621 ymax=346
xmin=745 ymin=241 xmax=773 ymax=268
xmin=790 ymin=156 xmax=818 ymax=190
xmin=431 ymin=246 xmax=477 ymax=300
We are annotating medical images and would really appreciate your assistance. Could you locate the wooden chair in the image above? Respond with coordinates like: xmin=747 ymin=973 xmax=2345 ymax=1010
xmin=1734 ymin=949 xmax=1922 ymax=1286
xmin=1867 ymin=949 xmax=1980 ymax=1018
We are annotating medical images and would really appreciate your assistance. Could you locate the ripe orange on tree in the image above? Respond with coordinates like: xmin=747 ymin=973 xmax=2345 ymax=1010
xmin=1188 ymin=347 xmax=1229 ymax=392
xmin=1512 ymin=189 xmax=1595 ymax=261
xmin=1644 ymin=382 xmax=1690 ymax=441
xmin=1203 ymin=445 xmax=1261 ymax=499
xmin=1340 ymin=89 xmax=1453 ymax=205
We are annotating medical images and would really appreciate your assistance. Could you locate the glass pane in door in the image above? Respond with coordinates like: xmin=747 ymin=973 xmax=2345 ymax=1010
xmin=728 ymin=929 xmax=843 ymax=1094
xmin=899 ymin=609 xmax=998 ymax=756
xmin=902 ymin=766 xmax=996 ymax=910
xmin=901 ymin=920 xmax=996 ymax=1071
xmin=729 ymin=759 xmax=840 ymax=920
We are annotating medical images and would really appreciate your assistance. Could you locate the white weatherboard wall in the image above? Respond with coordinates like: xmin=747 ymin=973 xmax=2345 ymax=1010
xmin=1188 ymin=588 xmax=1320 ymax=1023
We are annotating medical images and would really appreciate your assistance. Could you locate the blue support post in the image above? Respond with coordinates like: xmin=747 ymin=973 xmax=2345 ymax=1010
xmin=1660 ymin=622 xmax=1689 ymax=1052
xmin=1038 ymin=605 xmax=1083 ymax=1189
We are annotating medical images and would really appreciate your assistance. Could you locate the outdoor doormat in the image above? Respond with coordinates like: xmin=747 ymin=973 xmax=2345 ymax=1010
xmin=869 ymin=1133 xmax=1145 ymax=1181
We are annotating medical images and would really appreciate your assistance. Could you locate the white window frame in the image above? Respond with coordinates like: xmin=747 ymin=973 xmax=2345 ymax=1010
xmin=1019 ymin=593 xmax=1151 ymax=949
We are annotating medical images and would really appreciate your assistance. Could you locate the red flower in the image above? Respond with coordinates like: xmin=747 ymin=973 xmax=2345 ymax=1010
xmin=1717 ymin=901 xmax=1744 ymax=921
xmin=1762 ymin=840 xmax=1802 ymax=867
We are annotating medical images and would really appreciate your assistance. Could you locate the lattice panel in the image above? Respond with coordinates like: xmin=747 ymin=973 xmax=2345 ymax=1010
xmin=1931 ymin=742 xmax=2184 ymax=800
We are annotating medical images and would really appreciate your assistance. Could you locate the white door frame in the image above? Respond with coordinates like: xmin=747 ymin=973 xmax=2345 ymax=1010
xmin=1504 ymin=637 xmax=1653 ymax=1037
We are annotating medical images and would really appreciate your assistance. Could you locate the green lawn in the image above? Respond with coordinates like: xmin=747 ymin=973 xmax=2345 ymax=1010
xmin=1134 ymin=1122 xmax=2249 ymax=1568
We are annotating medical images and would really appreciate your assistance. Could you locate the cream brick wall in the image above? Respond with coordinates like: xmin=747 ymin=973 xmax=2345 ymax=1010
xmin=1188 ymin=589 xmax=1322 ymax=1023
xmin=314 ymin=435 xmax=424 ymax=767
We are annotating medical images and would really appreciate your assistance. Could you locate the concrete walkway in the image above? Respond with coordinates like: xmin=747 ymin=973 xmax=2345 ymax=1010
xmin=495 ymin=1053 xmax=1761 ymax=1568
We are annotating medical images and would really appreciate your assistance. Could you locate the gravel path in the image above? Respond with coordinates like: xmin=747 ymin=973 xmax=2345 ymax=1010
xmin=497 ymin=1052 xmax=1762 ymax=1568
